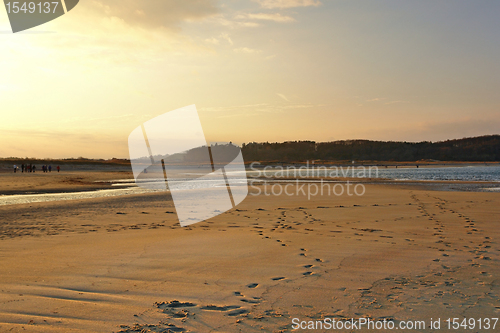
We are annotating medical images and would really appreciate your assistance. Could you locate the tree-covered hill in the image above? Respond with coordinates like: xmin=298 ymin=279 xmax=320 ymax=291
xmin=241 ymin=135 xmax=500 ymax=162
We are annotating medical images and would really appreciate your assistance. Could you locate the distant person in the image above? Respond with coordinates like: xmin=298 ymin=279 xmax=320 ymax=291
xmin=33 ymin=165 xmax=36 ymax=173
xmin=14 ymin=165 xmax=17 ymax=173
xmin=21 ymin=164 xmax=25 ymax=173
xmin=48 ymin=165 xmax=52 ymax=172
xmin=57 ymin=165 xmax=60 ymax=173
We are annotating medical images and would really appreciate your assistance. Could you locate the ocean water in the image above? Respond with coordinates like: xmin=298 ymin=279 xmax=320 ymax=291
xmin=248 ymin=165 xmax=500 ymax=182
xmin=376 ymin=165 xmax=500 ymax=182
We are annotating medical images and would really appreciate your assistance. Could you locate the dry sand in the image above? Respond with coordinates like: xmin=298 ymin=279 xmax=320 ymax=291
xmin=0 ymin=173 xmax=499 ymax=332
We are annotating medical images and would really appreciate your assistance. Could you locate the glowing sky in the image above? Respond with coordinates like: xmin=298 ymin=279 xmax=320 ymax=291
xmin=1 ymin=0 xmax=499 ymax=158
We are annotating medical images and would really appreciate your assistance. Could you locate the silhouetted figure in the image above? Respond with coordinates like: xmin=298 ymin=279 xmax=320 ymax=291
xmin=57 ymin=166 xmax=60 ymax=173
xmin=33 ymin=165 xmax=36 ymax=173
xmin=48 ymin=165 xmax=52 ymax=172
xmin=14 ymin=165 xmax=17 ymax=173
xmin=21 ymin=164 xmax=25 ymax=173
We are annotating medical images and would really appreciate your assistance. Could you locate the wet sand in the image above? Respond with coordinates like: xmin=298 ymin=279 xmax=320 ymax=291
xmin=0 ymin=171 xmax=132 ymax=195
xmin=0 ymin=173 xmax=499 ymax=332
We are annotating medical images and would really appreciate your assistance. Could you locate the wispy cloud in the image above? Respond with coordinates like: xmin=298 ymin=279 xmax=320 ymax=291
xmin=220 ymin=33 xmax=234 ymax=45
xmin=243 ymin=13 xmax=295 ymax=22
xmin=255 ymin=0 xmax=322 ymax=9
xmin=209 ymin=15 xmax=261 ymax=28
xmin=234 ymin=47 xmax=262 ymax=54
xmin=211 ymin=12 xmax=294 ymax=30
xmin=200 ymin=103 xmax=271 ymax=112
xmin=277 ymin=93 xmax=290 ymax=101
xmin=204 ymin=33 xmax=235 ymax=45
xmin=84 ymin=0 xmax=219 ymax=30
xmin=384 ymin=100 xmax=410 ymax=105
xmin=366 ymin=98 xmax=410 ymax=105
xmin=200 ymin=103 xmax=325 ymax=115
xmin=204 ymin=37 xmax=220 ymax=45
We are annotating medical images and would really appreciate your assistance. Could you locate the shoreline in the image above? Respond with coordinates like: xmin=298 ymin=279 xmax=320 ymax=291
xmin=247 ymin=161 xmax=500 ymax=168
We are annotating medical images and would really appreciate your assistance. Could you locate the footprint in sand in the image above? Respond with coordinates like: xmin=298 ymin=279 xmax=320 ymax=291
xmin=172 ymin=310 xmax=189 ymax=318
xmin=155 ymin=300 xmax=197 ymax=309
xmin=201 ymin=305 xmax=241 ymax=311
xmin=272 ymin=277 xmax=286 ymax=281
xmin=154 ymin=301 xmax=197 ymax=318
xmin=118 ymin=323 xmax=186 ymax=333
xmin=247 ymin=283 xmax=259 ymax=289
xmin=228 ymin=309 xmax=248 ymax=316
xmin=240 ymin=298 xmax=260 ymax=304
xmin=304 ymin=265 xmax=314 ymax=268
xmin=303 ymin=271 xmax=314 ymax=276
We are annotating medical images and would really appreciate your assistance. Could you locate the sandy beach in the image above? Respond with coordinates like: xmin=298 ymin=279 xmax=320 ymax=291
xmin=0 ymin=172 xmax=499 ymax=332
xmin=3 ymin=0 xmax=500 ymax=331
